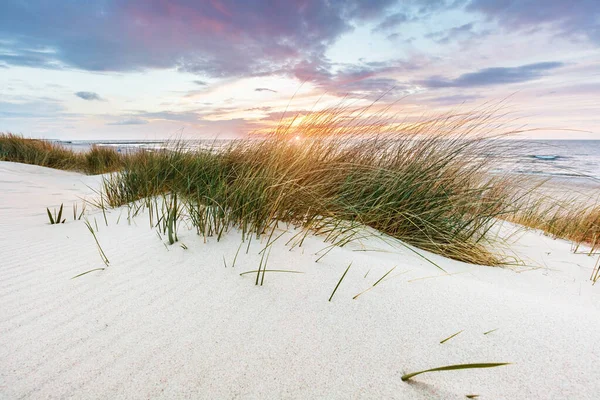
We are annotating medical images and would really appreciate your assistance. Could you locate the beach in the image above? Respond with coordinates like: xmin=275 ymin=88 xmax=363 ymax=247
xmin=1 ymin=160 xmax=600 ymax=399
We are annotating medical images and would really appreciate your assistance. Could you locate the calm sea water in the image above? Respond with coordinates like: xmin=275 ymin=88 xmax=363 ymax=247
xmin=494 ymin=140 xmax=600 ymax=181
xmin=57 ymin=139 xmax=600 ymax=181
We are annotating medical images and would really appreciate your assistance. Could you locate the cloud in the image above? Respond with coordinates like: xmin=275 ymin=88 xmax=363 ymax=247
xmin=245 ymin=106 xmax=273 ymax=112
xmin=427 ymin=94 xmax=482 ymax=104
xmin=372 ymin=1 xmax=465 ymax=36
xmin=193 ymin=80 xmax=207 ymax=86
xmin=372 ymin=13 xmax=408 ymax=33
xmin=334 ymin=77 xmax=412 ymax=98
xmin=0 ymin=0 xmax=399 ymax=78
xmin=292 ymin=57 xmax=422 ymax=99
xmin=418 ymin=61 xmax=565 ymax=88
xmin=0 ymin=47 xmax=63 ymax=69
xmin=255 ymin=88 xmax=277 ymax=93
xmin=75 ymin=91 xmax=103 ymax=101
xmin=425 ymin=22 xmax=487 ymax=44
xmin=467 ymin=0 xmax=600 ymax=44
xmin=106 ymin=118 xmax=149 ymax=125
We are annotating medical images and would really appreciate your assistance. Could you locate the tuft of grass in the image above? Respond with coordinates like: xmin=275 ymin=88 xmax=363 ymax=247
xmin=506 ymin=190 xmax=600 ymax=254
xmin=72 ymin=202 xmax=86 ymax=221
xmin=401 ymin=362 xmax=511 ymax=382
xmin=0 ymin=133 xmax=123 ymax=174
xmin=46 ymin=203 xmax=65 ymax=224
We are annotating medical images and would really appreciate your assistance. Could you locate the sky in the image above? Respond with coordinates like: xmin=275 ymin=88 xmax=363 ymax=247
xmin=1 ymin=0 xmax=599 ymax=140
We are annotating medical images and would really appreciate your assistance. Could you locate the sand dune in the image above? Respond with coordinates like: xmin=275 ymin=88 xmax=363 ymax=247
xmin=1 ymin=161 xmax=599 ymax=399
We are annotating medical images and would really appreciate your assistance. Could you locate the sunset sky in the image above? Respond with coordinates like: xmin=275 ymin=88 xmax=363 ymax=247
xmin=1 ymin=0 xmax=598 ymax=140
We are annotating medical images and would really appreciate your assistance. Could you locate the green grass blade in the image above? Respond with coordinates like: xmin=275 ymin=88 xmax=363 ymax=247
xmin=373 ymin=266 xmax=396 ymax=286
xmin=46 ymin=208 xmax=55 ymax=224
xmin=239 ymin=269 xmax=303 ymax=276
xmin=56 ymin=203 xmax=63 ymax=224
xmin=483 ymin=328 xmax=499 ymax=335
xmin=232 ymin=241 xmax=243 ymax=268
xmin=401 ymin=362 xmax=511 ymax=382
xmin=440 ymin=330 xmax=464 ymax=344
xmin=328 ymin=262 xmax=352 ymax=302
xmin=71 ymin=268 xmax=106 ymax=279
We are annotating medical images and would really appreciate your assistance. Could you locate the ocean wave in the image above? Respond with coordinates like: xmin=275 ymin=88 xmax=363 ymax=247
xmin=530 ymin=154 xmax=561 ymax=161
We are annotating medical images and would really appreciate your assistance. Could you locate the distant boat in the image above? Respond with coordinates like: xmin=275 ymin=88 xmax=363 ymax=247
xmin=533 ymin=155 xmax=558 ymax=160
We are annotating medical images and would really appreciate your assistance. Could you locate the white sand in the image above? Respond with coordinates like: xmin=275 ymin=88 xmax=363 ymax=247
xmin=1 ymin=160 xmax=600 ymax=399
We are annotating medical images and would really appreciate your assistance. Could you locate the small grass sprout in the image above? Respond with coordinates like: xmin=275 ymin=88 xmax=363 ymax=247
xmin=46 ymin=203 xmax=65 ymax=225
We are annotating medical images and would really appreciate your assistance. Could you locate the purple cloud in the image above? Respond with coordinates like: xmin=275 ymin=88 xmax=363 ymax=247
xmin=372 ymin=13 xmax=408 ymax=33
xmin=0 ymin=0 xmax=399 ymax=79
xmin=418 ymin=61 xmax=565 ymax=88
xmin=255 ymin=88 xmax=278 ymax=93
xmin=468 ymin=0 xmax=600 ymax=44
xmin=425 ymin=22 xmax=488 ymax=44
xmin=75 ymin=91 xmax=103 ymax=101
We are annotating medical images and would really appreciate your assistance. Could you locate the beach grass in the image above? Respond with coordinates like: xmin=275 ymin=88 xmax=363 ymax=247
xmin=95 ymin=105 xmax=525 ymax=265
xmin=0 ymin=133 xmax=123 ymax=174
xmin=506 ymin=192 xmax=600 ymax=253
xmin=5 ymin=104 xmax=595 ymax=265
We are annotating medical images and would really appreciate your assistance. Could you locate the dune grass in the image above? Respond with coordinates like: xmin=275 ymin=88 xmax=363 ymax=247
xmin=96 ymin=105 xmax=525 ymax=265
xmin=505 ymin=190 xmax=600 ymax=254
xmin=3 ymin=105 xmax=597 ymax=266
xmin=0 ymin=133 xmax=123 ymax=174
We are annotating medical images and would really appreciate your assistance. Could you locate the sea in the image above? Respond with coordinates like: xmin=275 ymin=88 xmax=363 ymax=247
xmin=56 ymin=139 xmax=600 ymax=182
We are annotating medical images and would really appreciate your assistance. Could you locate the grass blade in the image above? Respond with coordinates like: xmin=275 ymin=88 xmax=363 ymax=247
xmin=232 ymin=241 xmax=243 ymax=268
xmin=440 ymin=330 xmax=464 ymax=344
xmin=71 ymin=268 xmax=106 ymax=279
xmin=56 ymin=203 xmax=63 ymax=224
xmin=329 ymin=262 xmax=352 ymax=302
xmin=401 ymin=363 xmax=511 ymax=382
xmin=483 ymin=328 xmax=499 ymax=335
xmin=239 ymin=269 xmax=303 ymax=276
xmin=372 ymin=266 xmax=396 ymax=286
xmin=46 ymin=208 xmax=55 ymax=224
